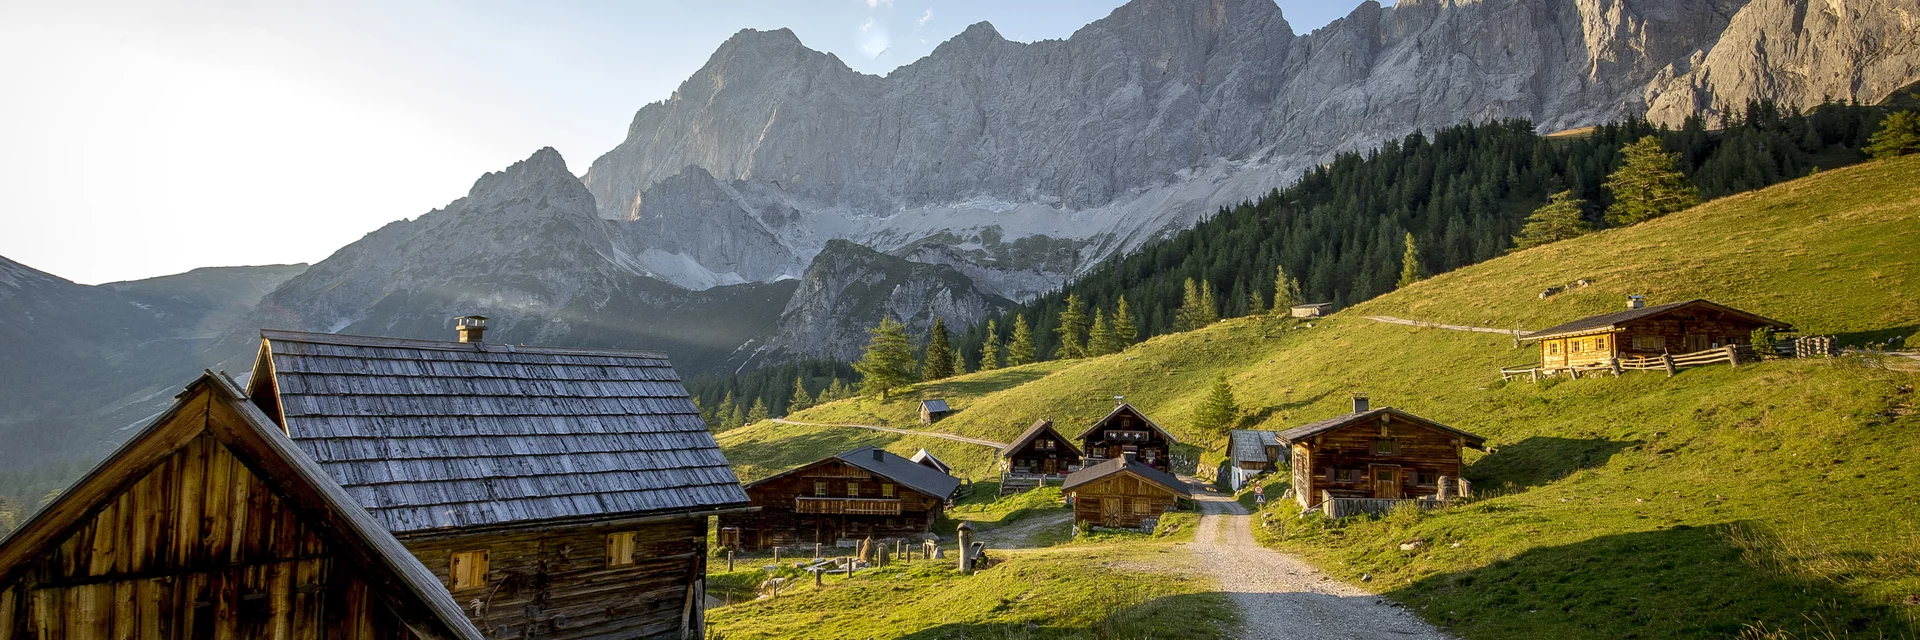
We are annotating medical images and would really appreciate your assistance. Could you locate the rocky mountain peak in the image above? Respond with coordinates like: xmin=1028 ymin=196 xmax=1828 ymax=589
xmin=467 ymin=147 xmax=578 ymax=201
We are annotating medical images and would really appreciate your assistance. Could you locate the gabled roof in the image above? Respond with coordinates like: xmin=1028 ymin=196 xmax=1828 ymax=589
xmin=1001 ymin=419 xmax=1083 ymax=457
xmin=1229 ymin=429 xmax=1281 ymax=465
xmin=1277 ymin=407 xmax=1487 ymax=450
xmin=909 ymin=448 xmax=953 ymax=475
xmin=746 ymin=447 xmax=962 ymax=501
xmin=1062 ymin=456 xmax=1191 ymax=497
xmin=0 ymin=373 xmax=484 ymax=640
xmin=1075 ymin=403 xmax=1179 ymax=445
xmin=921 ymin=399 xmax=952 ymax=413
xmin=249 ymin=329 xmax=748 ymax=535
xmin=1525 ymin=299 xmax=1792 ymax=342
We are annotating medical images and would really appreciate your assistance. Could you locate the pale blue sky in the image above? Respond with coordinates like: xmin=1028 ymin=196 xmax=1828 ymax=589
xmin=0 ymin=0 xmax=1386 ymax=284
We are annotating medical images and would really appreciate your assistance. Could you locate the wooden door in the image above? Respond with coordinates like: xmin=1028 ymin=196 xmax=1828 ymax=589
xmin=1101 ymin=498 xmax=1124 ymax=527
xmin=1043 ymin=458 xmax=1057 ymax=475
xmin=1370 ymin=465 xmax=1402 ymax=499
xmin=1684 ymin=334 xmax=1710 ymax=353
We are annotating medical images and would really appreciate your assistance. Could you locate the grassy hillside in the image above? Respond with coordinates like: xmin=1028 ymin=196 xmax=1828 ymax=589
xmin=717 ymin=156 xmax=1920 ymax=637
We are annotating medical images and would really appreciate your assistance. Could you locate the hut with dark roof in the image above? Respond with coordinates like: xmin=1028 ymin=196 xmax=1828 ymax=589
xmin=919 ymin=399 xmax=954 ymax=425
xmin=1525 ymin=297 xmax=1791 ymax=374
xmin=718 ymin=447 xmax=961 ymax=551
xmin=245 ymin=326 xmax=747 ymax=640
xmin=998 ymin=419 xmax=1083 ymax=495
xmin=1077 ymin=403 xmax=1177 ymax=472
xmin=1279 ymin=396 xmax=1486 ymax=512
xmin=1225 ymin=429 xmax=1282 ymax=491
xmin=1062 ymin=454 xmax=1191 ymax=530
xmin=0 ymin=373 xmax=484 ymax=640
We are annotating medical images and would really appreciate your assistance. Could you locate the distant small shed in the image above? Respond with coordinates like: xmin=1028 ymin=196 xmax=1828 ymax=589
xmin=910 ymin=448 xmax=953 ymax=475
xmin=1225 ymin=429 xmax=1282 ymax=491
xmin=920 ymin=399 xmax=954 ymax=425
xmin=1063 ymin=454 xmax=1191 ymax=530
xmin=1290 ymin=303 xmax=1334 ymax=318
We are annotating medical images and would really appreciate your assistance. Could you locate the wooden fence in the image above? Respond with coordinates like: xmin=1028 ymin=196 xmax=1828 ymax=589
xmin=1500 ymin=341 xmax=1823 ymax=382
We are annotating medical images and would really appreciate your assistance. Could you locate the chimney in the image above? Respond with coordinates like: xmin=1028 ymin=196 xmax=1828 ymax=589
xmin=1627 ymin=294 xmax=1646 ymax=310
xmin=455 ymin=315 xmax=488 ymax=343
xmin=1113 ymin=395 xmax=1126 ymax=407
xmin=872 ymin=448 xmax=884 ymax=461
xmin=1121 ymin=451 xmax=1137 ymax=463
xmin=1352 ymin=393 xmax=1370 ymax=413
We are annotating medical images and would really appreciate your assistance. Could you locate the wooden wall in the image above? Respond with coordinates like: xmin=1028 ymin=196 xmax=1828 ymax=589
xmin=1081 ymin=408 xmax=1173 ymax=472
xmin=0 ymin=435 xmax=418 ymax=640
xmin=1005 ymin=435 xmax=1080 ymax=476
xmin=717 ymin=460 xmax=944 ymax=551
xmin=402 ymin=517 xmax=706 ymax=640
xmin=1294 ymin=415 xmax=1465 ymax=507
xmin=1068 ymin=473 xmax=1180 ymax=530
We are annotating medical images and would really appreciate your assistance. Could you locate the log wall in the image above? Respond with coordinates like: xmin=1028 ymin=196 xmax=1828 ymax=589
xmin=1295 ymin=415 xmax=1465 ymax=508
xmin=1068 ymin=473 xmax=1180 ymax=530
xmin=716 ymin=460 xmax=944 ymax=550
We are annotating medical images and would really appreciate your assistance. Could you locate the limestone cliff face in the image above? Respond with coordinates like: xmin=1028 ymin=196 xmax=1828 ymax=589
xmin=580 ymin=0 xmax=1918 ymax=297
xmin=754 ymin=240 xmax=1013 ymax=364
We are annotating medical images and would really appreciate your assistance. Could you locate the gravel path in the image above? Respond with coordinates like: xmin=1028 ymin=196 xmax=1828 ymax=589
xmin=768 ymin=418 xmax=1008 ymax=449
xmin=1362 ymin=315 xmax=1531 ymax=337
xmin=973 ymin=510 xmax=1073 ymax=549
xmin=1187 ymin=492 xmax=1451 ymax=639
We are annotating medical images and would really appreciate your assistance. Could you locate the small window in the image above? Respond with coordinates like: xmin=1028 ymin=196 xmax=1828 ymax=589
xmin=847 ymin=482 xmax=860 ymax=498
xmin=606 ymin=532 xmax=636 ymax=567
xmin=1595 ymin=335 xmax=1610 ymax=350
xmin=1632 ymin=335 xmax=1665 ymax=350
xmin=1132 ymin=500 xmax=1150 ymax=515
xmin=881 ymin=483 xmax=895 ymax=498
xmin=814 ymin=481 xmax=827 ymax=497
xmin=1547 ymin=342 xmax=1561 ymax=355
xmin=450 ymin=550 xmax=489 ymax=590
xmin=1372 ymin=438 xmax=1396 ymax=455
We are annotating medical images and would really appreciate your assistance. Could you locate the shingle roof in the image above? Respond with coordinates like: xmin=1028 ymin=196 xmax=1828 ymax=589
xmin=1229 ymin=430 xmax=1280 ymax=465
xmin=909 ymin=449 xmax=953 ymax=475
xmin=1075 ymin=403 xmax=1179 ymax=445
xmin=251 ymin=330 xmax=748 ymax=534
xmin=921 ymin=399 xmax=952 ymax=413
xmin=835 ymin=446 xmax=962 ymax=500
xmin=1276 ymin=407 xmax=1486 ymax=450
xmin=1001 ymin=419 xmax=1082 ymax=457
xmin=1062 ymin=456 xmax=1191 ymax=496
xmin=1525 ymin=299 xmax=1791 ymax=341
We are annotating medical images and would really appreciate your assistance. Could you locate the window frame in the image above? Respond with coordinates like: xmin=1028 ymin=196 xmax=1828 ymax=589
xmin=606 ymin=532 xmax=637 ymax=567
xmin=450 ymin=549 xmax=489 ymax=591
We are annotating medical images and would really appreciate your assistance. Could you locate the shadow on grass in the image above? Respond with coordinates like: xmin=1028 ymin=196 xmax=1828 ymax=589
xmin=1392 ymin=522 xmax=1919 ymax=639
xmin=1238 ymin=390 xmax=1335 ymax=429
xmin=891 ymin=592 xmax=1237 ymax=640
xmin=1466 ymin=435 xmax=1640 ymax=491
xmin=1831 ymin=324 xmax=1920 ymax=350
xmin=919 ymin=368 xmax=1058 ymax=400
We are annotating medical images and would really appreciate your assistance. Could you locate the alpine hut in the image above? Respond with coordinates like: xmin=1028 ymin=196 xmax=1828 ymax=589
xmin=717 ymin=447 xmax=961 ymax=551
xmin=0 ymin=373 xmax=484 ymax=640
xmin=1062 ymin=454 xmax=1191 ymax=530
xmin=246 ymin=324 xmax=748 ymax=640
xmin=1077 ymin=403 xmax=1178 ymax=473
xmin=1526 ymin=297 xmax=1792 ymax=374
xmin=998 ymin=419 xmax=1083 ymax=495
xmin=1225 ymin=429 xmax=1282 ymax=491
xmin=919 ymin=399 xmax=954 ymax=425
xmin=1280 ymin=396 xmax=1486 ymax=513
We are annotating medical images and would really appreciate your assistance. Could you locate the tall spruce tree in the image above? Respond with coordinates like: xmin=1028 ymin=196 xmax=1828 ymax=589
xmin=1175 ymin=278 xmax=1214 ymax=331
xmin=1272 ymin=264 xmax=1299 ymax=314
xmin=1199 ymin=281 xmax=1219 ymax=325
xmin=788 ymin=377 xmax=813 ymax=413
xmin=923 ymin=317 xmax=955 ymax=380
xmin=854 ymin=317 xmax=918 ymax=399
xmin=1006 ymin=314 xmax=1037 ymax=366
xmin=745 ymin=398 xmax=769 ymax=424
xmin=979 ymin=320 xmax=1002 ymax=370
xmin=1087 ymin=309 xmax=1120 ymax=356
xmin=949 ymin=348 xmax=967 ymax=377
xmin=825 ymin=378 xmax=851 ymax=402
xmin=1113 ymin=297 xmax=1138 ymax=345
xmin=1605 ymin=135 xmax=1700 ymax=226
xmin=1054 ymin=294 xmax=1089 ymax=359
xmin=1246 ymin=288 xmax=1266 ymax=315
xmin=1193 ymin=376 xmax=1241 ymax=435
xmin=1512 ymin=190 xmax=1594 ymax=250
xmin=1866 ymin=111 xmax=1920 ymax=159
xmin=724 ymin=402 xmax=744 ymax=430
xmin=1397 ymin=232 xmax=1426 ymax=289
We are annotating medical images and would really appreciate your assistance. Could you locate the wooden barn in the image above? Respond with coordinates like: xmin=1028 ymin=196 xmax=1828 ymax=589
xmin=246 ymin=326 xmax=749 ymax=640
xmin=1280 ymin=396 xmax=1486 ymax=511
xmin=717 ymin=447 xmax=961 ymax=551
xmin=1001 ymin=419 xmax=1082 ymax=481
xmin=919 ymin=399 xmax=954 ymax=425
xmin=1289 ymin=303 xmax=1333 ymax=319
xmin=1076 ymin=403 xmax=1177 ymax=473
xmin=1528 ymin=298 xmax=1791 ymax=372
xmin=0 ymin=373 xmax=483 ymax=640
xmin=1224 ymin=429 xmax=1282 ymax=491
xmin=1062 ymin=454 xmax=1190 ymax=530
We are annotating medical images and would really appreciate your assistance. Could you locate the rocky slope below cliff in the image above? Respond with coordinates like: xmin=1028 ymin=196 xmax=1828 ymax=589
xmin=751 ymin=240 xmax=1014 ymax=365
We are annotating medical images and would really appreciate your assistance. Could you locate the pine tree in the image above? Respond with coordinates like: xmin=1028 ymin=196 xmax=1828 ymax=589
xmin=1512 ymin=190 xmax=1594 ymax=250
xmin=1112 ymin=297 xmax=1138 ymax=345
xmin=1397 ymin=232 xmax=1426 ymax=289
xmin=854 ymin=317 xmax=919 ymax=399
xmin=949 ymin=348 xmax=967 ymax=377
xmin=979 ymin=320 xmax=1002 ymax=370
xmin=745 ymin=398 xmax=769 ymax=424
xmin=788 ymin=377 xmax=813 ymax=413
xmin=922 ymin=317 xmax=955 ymax=380
xmin=1272 ymin=264 xmax=1299 ymax=314
xmin=1605 ymin=136 xmax=1701 ymax=226
xmin=1087 ymin=309 xmax=1120 ymax=356
xmin=1054 ymin=294 xmax=1089 ymax=359
xmin=1175 ymin=278 xmax=1209 ymax=331
xmin=718 ymin=390 xmax=737 ymax=429
xmin=1006 ymin=314 xmax=1037 ymax=366
xmin=826 ymin=378 xmax=851 ymax=402
xmin=1866 ymin=111 xmax=1920 ymax=159
xmin=1247 ymin=288 xmax=1266 ymax=316
xmin=1192 ymin=376 xmax=1241 ymax=435
xmin=723 ymin=402 xmax=744 ymax=430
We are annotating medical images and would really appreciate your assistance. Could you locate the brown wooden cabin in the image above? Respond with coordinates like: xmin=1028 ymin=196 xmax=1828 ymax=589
xmin=919 ymin=399 xmax=954 ymax=425
xmin=718 ymin=447 xmax=961 ymax=551
xmin=1225 ymin=429 xmax=1282 ymax=491
xmin=1280 ymin=397 xmax=1487 ymax=510
xmin=0 ymin=373 xmax=483 ymax=640
xmin=1001 ymin=419 xmax=1083 ymax=479
xmin=1528 ymin=298 xmax=1792 ymax=371
xmin=1076 ymin=403 xmax=1178 ymax=473
xmin=1062 ymin=454 xmax=1191 ymax=530
xmin=247 ymin=328 xmax=749 ymax=640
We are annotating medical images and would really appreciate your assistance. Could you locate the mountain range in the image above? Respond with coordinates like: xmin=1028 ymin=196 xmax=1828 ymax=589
xmin=3 ymin=0 xmax=1918 ymax=465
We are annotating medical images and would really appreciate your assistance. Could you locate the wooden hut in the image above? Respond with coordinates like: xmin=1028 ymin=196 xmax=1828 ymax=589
xmin=1000 ymin=419 xmax=1083 ymax=486
xmin=1062 ymin=454 xmax=1191 ymax=530
xmin=1279 ymin=396 xmax=1486 ymax=511
xmin=1076 ymin=403 xmax=1177 ymax=472
xmin=718 ymin=447 xmax=961 ymax=550
xmin=0 ymin=373 xmax=483 ymax=640
xmin=247 ymin=328 xmax=748 ymax=640
xmin=1289 ymin=303 xmax=1334 ymax=318
xmin=1224 ymin=429 xmax=1282 ymax=491
xmin=1527 ymin=298 xmax=1792 ymax=373
xmin=919 ymin=399 xmax=954 ymax=425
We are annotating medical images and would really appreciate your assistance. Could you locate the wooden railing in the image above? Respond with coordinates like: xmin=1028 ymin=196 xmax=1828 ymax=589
xmin=795 ymin=497 xmax=902 ymax=515
xmin=1505 ymin=343 xmax=1783 ymax=382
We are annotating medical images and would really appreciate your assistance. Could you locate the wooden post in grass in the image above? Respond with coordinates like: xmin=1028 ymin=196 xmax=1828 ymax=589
xmin=814 ymin=543 xmax=822 ymax=560
xmin=956 ymin=522 xmax=975 ymax=574
xmin=773 ymin=546 xmax=781 ymax=563
xmin=1609 ymin=358 xmax=1622 ymax=376
xmin=1724 ymin=344 xmax=1740 ymax=367
xmin=814 ymin=568 xmax=823 ymax=587
xmin=1661 ymin=353 xmax=1677 ymax=377
xmin=726 ymin=550 xmax=734 ymax=572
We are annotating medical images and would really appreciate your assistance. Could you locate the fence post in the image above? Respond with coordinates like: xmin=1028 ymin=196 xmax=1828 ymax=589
xmin=726 ymin=550 xmax=734 ymax=572
xmin=773 ymin=546 xmax=781 ymax=563
xmin=814 ymin=543 xmax=822 ymax=560
xmin=1724 ymin=344 xmax=1740 ymax=367
xmin=1609 ymin=358 xmax=1622 ymax=376
xmin=1661 ymin=353 xmax=1676 ymax=377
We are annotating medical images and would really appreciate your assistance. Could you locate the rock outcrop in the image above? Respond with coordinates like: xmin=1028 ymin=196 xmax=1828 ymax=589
xmin=754 ymin=240 xmax=1014 ymax=365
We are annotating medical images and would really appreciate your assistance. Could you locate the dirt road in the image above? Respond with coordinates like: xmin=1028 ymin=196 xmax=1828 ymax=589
xmin=1188 ymin=492 xmax=1451 ymax=639
xmin=768 ymin=418 xmax=1008 ymax=449
xmin=1362 ymin=315 xmax=1531 ymax=337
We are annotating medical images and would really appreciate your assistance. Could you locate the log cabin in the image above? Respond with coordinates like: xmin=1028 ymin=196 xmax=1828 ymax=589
xmin=1527 ymin=297 xmax=1792 ymax=372
xmin=918 ymin=399 xmax=953 ymax=425
xmin=1000 ymin=419 xmax=1083 ymax=484
xmin=716 ymin=447 xmax=961 ymax=551
xmin=0 ymin=372 xmax=484 ymax=640
xmin=245 ymin=323 xmax=749 ymax=640
xmin=1224 ymin=429 xmax=1282 ymax=491
xmin=1062 ymin=454 xmax=1190 ymax=530
xmin=1280 ymin=396 xmax=1486 ymax=511
xmin=1076 ymin=403 xmax=1177 ymax=473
